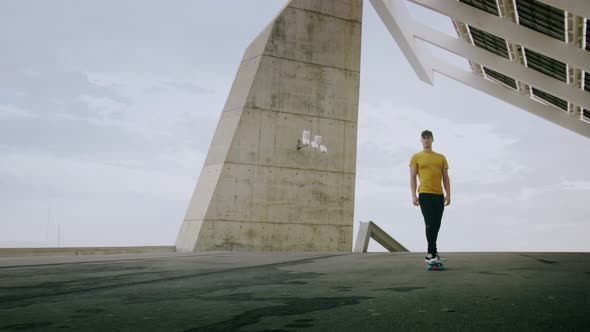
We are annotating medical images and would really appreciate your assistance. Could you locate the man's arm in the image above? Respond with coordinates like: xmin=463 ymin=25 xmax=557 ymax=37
xmin=410 ymin=166 xmax=419 ymax=206
xmin=442 ymin=168 xmax=451 ymax=206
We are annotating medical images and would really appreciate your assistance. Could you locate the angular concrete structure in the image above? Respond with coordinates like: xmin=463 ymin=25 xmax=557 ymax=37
xmin=353 ymin=221 xmax=409 ymax=253
xmin=176 ymin=0 xmax=363 ymax=252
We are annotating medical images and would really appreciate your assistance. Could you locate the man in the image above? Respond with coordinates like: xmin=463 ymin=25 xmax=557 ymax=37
xmin=409 ymin=130 xmax=451 ymax=263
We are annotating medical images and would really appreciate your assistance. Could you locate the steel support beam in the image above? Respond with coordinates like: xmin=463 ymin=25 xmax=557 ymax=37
xmin=413 ymin=23 xmax=590 ymax=110
xmin=408 ymin=0 xmax=590 ymax=72
xmin=433 ymin=59 xmax=590 ymax=138
xmin=369 ymin=0 xmax=434 ymax=84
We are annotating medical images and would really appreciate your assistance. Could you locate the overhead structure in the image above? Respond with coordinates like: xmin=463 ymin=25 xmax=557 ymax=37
xmin=370 ymin=0 xmax=590 ymax=138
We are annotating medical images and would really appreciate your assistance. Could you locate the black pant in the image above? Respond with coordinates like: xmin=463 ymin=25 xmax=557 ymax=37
xmin=419 ymin=193 xmax=444 ymax=255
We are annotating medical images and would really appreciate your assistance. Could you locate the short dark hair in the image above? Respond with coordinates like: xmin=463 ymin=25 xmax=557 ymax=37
xmin=421 ymin=130 xmax=433 ymax=138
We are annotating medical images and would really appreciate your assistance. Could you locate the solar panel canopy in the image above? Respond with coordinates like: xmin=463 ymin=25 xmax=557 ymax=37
xmin=455 ymin=0 xmax=589 ymax=124
xmin=371 ymin=0 xmax=590 ymax=135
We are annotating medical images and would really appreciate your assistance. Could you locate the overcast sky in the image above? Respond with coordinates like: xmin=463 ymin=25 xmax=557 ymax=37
xmin=1 ymin=1 xmax=589 ymax=252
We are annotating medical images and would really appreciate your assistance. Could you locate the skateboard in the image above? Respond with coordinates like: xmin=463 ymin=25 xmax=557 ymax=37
xmin=426 ymin=260 xmax=444 ymax=271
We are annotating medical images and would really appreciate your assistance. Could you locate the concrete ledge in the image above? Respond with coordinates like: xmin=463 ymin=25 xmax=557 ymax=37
xmin=0 ymin=246 xmax=176 ymax=257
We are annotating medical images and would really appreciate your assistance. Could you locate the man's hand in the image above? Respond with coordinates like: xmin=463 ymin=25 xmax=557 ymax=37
xmin=413 ymin=196 xmax=420 ymax=206
xmin=444 ymin=196 xmax=451 ymax=206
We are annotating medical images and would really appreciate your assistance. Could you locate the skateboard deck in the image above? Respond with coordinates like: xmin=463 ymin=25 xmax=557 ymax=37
xmin=426 ymin=261 xmax=444 ymax=271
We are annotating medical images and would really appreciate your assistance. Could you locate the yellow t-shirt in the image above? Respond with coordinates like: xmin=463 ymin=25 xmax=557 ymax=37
xmin=409 ymin=151 xmax=449 ymax=195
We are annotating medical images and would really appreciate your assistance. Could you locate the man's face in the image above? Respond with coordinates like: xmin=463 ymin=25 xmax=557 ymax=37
xmin=421 ymin=135 xmax=433 ymax=148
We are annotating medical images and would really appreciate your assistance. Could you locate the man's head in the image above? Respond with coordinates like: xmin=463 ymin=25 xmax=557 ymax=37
xmin=421 ymin=130 xmax=433 ymax=149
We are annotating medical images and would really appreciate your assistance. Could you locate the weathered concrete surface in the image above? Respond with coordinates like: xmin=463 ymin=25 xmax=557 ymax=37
xmin=176 ymin=0 xmax=363 ymax=252
xmin=1 ymin=252 xmax=588 ymax=331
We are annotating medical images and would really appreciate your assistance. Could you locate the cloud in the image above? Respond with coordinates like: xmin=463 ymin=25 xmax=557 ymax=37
xmin=0 ymin=104 xmax=34 ymax=119
xmin=560 ymin=179 xmax=590 ymax=191
xmin=0 ymin=70 xmax=223 ymax=175
xmin=0 ymin=69 xmax=131 ymax=119
xmin=356 ymin=100 xmax=521 ymax=187
xmin=0 ymin=151 xmax=197 ymax=201
xmin=163 ymin=81 xmax=211 ymax=94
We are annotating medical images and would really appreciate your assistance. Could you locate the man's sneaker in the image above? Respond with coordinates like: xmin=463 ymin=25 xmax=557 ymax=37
xmin=434 ymin=254 xmax=445 ymax=262
xmin=425 ymin=254 xmax=435 ymax=263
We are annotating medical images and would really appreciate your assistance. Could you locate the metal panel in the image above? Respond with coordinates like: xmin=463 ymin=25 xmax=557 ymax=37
xmin=484 ymin=67 xmax=518 ymax=89
xmin=525 ymin=48 xmax=567 ymax=82
xmin=516 ymin=0 xmax=565 ymax=41
xmin=532 ymin=87 xmax=568 ymax=110
xmin=459 ymin=0 xmax=499 ymax=16
xmin=469 ymin=27 xmax=510 ymax=58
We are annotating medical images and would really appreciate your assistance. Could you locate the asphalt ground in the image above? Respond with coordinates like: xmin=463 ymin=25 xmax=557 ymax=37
xmin=1 ymin=252 xmax=589 ymax=331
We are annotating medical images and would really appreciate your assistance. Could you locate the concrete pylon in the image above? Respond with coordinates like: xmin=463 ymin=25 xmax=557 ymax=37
xmin=175 ymin=0 xmax=363 ymax=252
